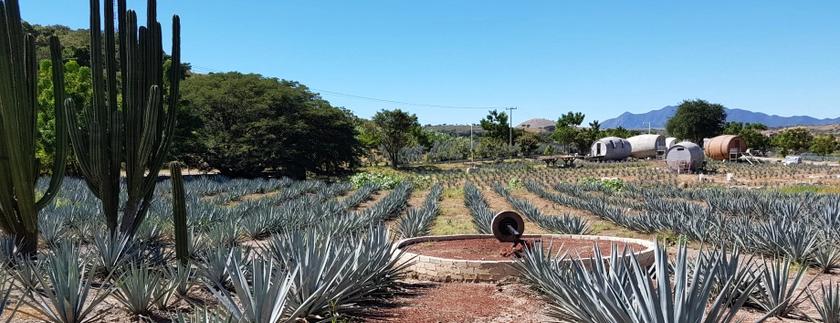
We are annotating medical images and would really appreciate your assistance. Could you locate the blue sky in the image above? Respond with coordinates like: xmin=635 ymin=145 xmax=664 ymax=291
xmin=21 ymin=1 xmax=840 ymax=125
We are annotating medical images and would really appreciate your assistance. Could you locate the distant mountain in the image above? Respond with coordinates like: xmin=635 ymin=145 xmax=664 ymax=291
xmin=601 ymin=106 xmax=840 ymax=129
xmin=517 ymin=118 xmax=556 ymax=133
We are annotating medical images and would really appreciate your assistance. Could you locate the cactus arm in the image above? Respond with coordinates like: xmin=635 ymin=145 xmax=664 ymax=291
xmin=0 ymin=2 xmax=20 ymax=231
xmin=35 ymin=37 xmax=69 ymax=210
xmin=170 ymin=162 xmax=189 ymax=265
xmin=131 ymin=14 xmax=181 ymax=233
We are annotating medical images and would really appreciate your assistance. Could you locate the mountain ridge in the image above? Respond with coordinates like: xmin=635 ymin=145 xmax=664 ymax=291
xmin=600 ymin=106 xmax=840 ymax=129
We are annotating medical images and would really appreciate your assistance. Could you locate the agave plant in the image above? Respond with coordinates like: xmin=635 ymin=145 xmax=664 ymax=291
xmin=113 ymin=264 xmax=171 ymax=316
xmin=749 ymin=257 xmax=809 ymax=318
xmin=515 ymin=242 xmax=756 ymax=323
xmin=267 ymin=225 xmax=407 ymax=320
xmin=22 ymin=243 xmax=113 ymax=323
xmin=173 ymin=306 xmax=232 ymax=323
xmin=808 ymin=282 xmax=840 ymax=323
xmin=92 ymin=231 xmax=136 ymax=275
xmin=165 ymin=262 xmax=194 ymax=298
xmin=812 ymin=240 xmax=840 ymax=273
xmin=209 ymin=256 xmax=298 ymax=322
xmin=199 ymin=246 xmax=249 ymax=289
xmin=0 ymin=267 xmax=18 ymax=320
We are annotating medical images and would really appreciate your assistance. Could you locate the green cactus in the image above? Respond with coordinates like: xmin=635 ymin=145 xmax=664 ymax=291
xmin=170 ymin=162 xmax=189 ymax=265
xmin=65 ymin=0 xmax=181 ymax=237
xmin=0 ymin=0 xmax=69 ymax=254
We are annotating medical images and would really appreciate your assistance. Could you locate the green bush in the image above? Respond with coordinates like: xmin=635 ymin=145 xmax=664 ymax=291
xmin=580 ymin=177 xmax=626 ymax=192
xmin=350 ymin=172 xmax=406 ymax=189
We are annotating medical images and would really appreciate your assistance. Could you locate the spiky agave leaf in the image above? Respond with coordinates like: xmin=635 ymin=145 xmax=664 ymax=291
xmin=0 ymin=266 xmax=20 ymax=320
xmin=164 ymin=262 xmax=194 ymax=298
xmin=812 ymin=242 xmax=840 ymax=273
xmin=92 ymin=231 xmax=136 ymax=275
xmin=199 ymin=246 xmax=249 ymax=289
xmin=749 ymin=257 xmax=809 ymax=318
xmin=208 ymin=256 xmax=297 ymax=322
xmin=808 ymin=281 xmax=840 ymax=323
xmin=113 ymin=263 xmax=170 ymax=316
xmin=22 ymin=243 xmax=113 ymax=323
xmin=515 ymin=242 xmax=756 ymax=323
xmin=267 ymin=225 xmax=407 ymax=320
xmin=173 ymin=306 xmax=232 ymax=323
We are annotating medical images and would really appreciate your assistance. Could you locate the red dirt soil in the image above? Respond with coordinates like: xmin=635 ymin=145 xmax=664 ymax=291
xmin=366 ymin=282 xmax=549 ymax=322
xmin=406 ymin=237 xmax=646 ymax=261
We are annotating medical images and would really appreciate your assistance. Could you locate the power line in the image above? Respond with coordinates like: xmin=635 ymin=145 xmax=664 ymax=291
xmin=311 ymin=89 xmax=496 ymax=110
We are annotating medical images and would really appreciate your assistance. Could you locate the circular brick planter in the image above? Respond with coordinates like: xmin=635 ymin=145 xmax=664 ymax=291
xmin=395 ymin=234 xmax=656 ymax=283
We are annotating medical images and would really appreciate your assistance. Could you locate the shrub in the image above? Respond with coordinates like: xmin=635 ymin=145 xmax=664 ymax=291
xmin=349 ymin=172 xmax=405 ymax=189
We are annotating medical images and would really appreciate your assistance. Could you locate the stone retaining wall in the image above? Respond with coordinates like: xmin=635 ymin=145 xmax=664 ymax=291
xmin=395 ymin=234 xmax=656 ymax=283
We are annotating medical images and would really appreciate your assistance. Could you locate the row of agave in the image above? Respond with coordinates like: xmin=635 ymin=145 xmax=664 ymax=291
xmin=526 ymin=180 xmax=840 ymax=272
xmin=464 ymin=182 xmax=496 ymax=234
xmin=2 ymin=175 xmax=413 ymax=321
xmin=491 ymin=182 xmax=590 ymax=234
xmin=397 ymin=184 xmax=444 ymax=238
xmin=516 ymin=242 xmax=840 ymax=322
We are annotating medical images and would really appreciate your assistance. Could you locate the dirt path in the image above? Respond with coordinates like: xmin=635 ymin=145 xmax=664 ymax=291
xmin=431 ymin=188 xmax=475 ymax=235
xmin=366 ymin=281 xmax=549 ymax=323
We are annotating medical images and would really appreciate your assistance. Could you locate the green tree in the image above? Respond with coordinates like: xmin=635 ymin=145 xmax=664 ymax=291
xmin=550 ymin=112 xmax=599 ymax=154
xmin=810 ymin=135 xmax=838 ymax=156
xmin=551 ymin=111 xmax=586 ymax=153
xmin=372 ymin=109 xmax=421 ymax=168
xmin=771 ymin=127 xmax=814 ymax=155
xmin=480 ymin=109 xmax=511 ymax=142
xmin=182 ymin=72 xmax=360 ymax=178
xmin=601 ymin=126 xmax=640 ymax=139
xmin=36 ymin=59 xmax=92 ymax=173
xmin=573 ymin=120 xmax=602 ymax=153
xmin=516 ymin=131 xmax=542 ymax=156
xmin=665 ymin=99 xmax=727 ymax=143
xmin=355 ymin=119 xmax=381 ymax=166
xmin=722 ymin=122 xmax=771 ymax=152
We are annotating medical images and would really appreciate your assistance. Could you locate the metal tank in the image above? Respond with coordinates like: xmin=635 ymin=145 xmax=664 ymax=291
xmin=590 ymin=137 xmax=631 ymax=161
xmin=627 ymin=134 xmax=666 ymax=159
xmin=666 ymin=141 xmax=705 ymax=172
xmin=704 ymin=135 xmax=747 ymax=161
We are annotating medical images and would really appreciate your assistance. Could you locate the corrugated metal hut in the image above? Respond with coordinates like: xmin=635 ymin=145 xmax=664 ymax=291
xmin=627 ymin=134 xmax=667 ymax=159
xmin=591 ymin=137 xmax=631 ymax=161
xmin=704 ymin=135 xmax=747 ymax=161
xmin=666 ymin=141 xmax=705 ymax=172
xmin=665 ymin=137 xmax=678 ymax=149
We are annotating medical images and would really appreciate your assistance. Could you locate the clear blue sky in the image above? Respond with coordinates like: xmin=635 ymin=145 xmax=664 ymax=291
xmin=21 ymin=1 xmax=840 ymax=125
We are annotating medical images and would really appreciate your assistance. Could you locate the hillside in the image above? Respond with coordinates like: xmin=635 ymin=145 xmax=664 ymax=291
xmin=601 ymin=106 xmax=840 ymax=129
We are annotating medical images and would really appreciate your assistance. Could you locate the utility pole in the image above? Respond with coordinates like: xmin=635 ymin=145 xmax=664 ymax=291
xmin=505 ymin=107 xmax=518 ymax=146
xmin=470 ymin=123 xmax=474 ymax=162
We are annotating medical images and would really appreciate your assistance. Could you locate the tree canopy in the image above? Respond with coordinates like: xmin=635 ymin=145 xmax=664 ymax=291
xmin=809 ymin=135 xmax=837 ymax=156
xmin=666 ymin=99 xmax=727 ymax=143
xmin=722 ymin=122 xmax=771 ymax=152
xmin=181 ymin=72 xmax=360 ymax=178
xmin=372 ymin=109 xmax=421 ymax=168
xmin=36 ymin=60 xmax=92 ymax=173
xmin=771 ymin=127 xmax=814 ymax=155
xmin=479 ymin=109 xmax=511 ymax=142
xmin=551 ymin=112 xmax=601 ymax=154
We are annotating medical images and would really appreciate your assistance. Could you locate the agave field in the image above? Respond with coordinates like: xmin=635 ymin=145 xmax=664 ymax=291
xmin=0 ymin=157 xmax=835 ymax=322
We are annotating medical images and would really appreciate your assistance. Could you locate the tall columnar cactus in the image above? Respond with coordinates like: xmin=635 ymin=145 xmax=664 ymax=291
xmin=170 ymin=162 xmax=189 ymax=265
xmin=66 ymin=0 xmax=180 ymax=237
xmin=0 ymin=0 xmax=69 ymax=254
